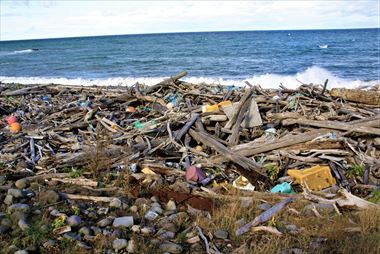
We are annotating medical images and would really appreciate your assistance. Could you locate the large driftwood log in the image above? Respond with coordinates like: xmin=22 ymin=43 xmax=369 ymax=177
xmin=282 ymin=117 xmax=380 ymax=135
xmin=330 ymin=88 xmax=380 ymax=105
xmin=145 ymin=71 xmax=188 ymax=94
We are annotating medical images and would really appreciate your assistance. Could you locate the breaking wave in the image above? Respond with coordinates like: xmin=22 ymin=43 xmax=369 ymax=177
xmin=0 ymin=49 xmax=37 ymax=56
xmin=0 ymin=66 xmax=377 ymax=89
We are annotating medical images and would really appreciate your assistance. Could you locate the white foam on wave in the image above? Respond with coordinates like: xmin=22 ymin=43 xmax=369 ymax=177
xmin=0 ymin=49 xmax=36 ymax=56
xmin=0 ymin=66 xmax=377 ymax=89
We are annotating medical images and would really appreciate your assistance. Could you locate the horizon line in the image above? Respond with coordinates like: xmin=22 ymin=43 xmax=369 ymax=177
xmin=1 ymin=27 xmax=379 ymax=42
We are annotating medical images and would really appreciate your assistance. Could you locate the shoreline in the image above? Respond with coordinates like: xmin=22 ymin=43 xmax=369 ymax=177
xmin=0 ymin=76 xmax=379 ymax=253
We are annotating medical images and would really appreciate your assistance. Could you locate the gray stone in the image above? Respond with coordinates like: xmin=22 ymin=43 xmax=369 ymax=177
xmin=67 ymin=215 xmax=82 ymax=227
xmin=97 ymin=217 xmax=113 ymax=227
xmin=141 ymin=226 xmax=155 ymax=235
xmin=157 ymin=230 xmax=175 ymax=239
xmin=4 ymin=194 xmax=14 ymax=205
xmin=113 ymin=216 xmax=134 ymax=227
xmin=159 ymin=242 xmax=183 ymax=254
xmin=15 ymin=178 xmax=29 ymax=189
xmin=286 ymin=224 xmax=298 ymax=232
xmin=168 ymin=212 xmax=190 ymax=225
xmin=39 ymin=190 xmax=59 ymax=204
xmin=112 ymin=229 xmax=123 ymax=238
xmin=50 ymin=209 xmax=65 ymax=217
xmin=8 ymin=188 xmax=25 ymax=198
xmin=151 ymin=206 xmax=163 ymax=214
xmin=0 ymin=175 xmax=6 ymax=185
xmin=0 ymin=212 xmax=5 ymax=220
xmin=1 ymin=218 xmax=12 ymax=228
xmin=112 ymin=238 xmax=128 ymax=250
xmin=18 ymin=218 xmax=30 ymax=231
xmin=109 ymin=198 xmax=122 ymax=208
xmin=127 ymin=239 xmax=137 ymax=253
xmin=91 ymin=226 xmax=102 ymax=235
xmin=144 ymin=210 xmax=159 ymax=221
xmin=63 ymin=232 xmax=81 ymax=241
xmin=77 ymin=241 xmax=92 ymax=250
xmin=8 ymin=203 xmax=30 ymax=213
xmin=214 ymin=229 xmax=229 ymax=239
xmin=43 ymin=240 xmax=56 ymax=248
xmin=79 ymin=226 xmax=92 ymax=236
xmin=14 ymin=250 xmax=28 ymax=254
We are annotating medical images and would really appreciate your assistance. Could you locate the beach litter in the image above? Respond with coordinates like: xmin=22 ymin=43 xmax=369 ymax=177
xmin=0 ymin=72 xmax=379 ymax=253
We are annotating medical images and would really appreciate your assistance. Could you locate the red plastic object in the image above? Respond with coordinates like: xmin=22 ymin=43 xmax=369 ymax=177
xmin=185 ymin=166 xmax=206 ymax=182
xmin=7 ymin=116 xmax=17 ymax=125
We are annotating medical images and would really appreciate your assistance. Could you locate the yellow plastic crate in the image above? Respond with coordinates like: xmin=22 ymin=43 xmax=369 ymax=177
xmin=288 ymin=165 xmax=336 ymax=191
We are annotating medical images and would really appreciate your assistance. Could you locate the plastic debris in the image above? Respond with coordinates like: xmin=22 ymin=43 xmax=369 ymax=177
xmin=288 ymin=165 xmax=336 ymax=191
xmin=185 ymin=166 xmax=207 ymax=182
xmin=271 ymin=182 xmax=295 ymax=194
xmin=202 ymin=100 xmax=232 ymax=113
xmin=232 ymin=176 xmax=255 ymax=191
xmin=10 ymin=122 xmax=22 ymax=133
xmin=7 ymin=115 xmax=17 ymax=125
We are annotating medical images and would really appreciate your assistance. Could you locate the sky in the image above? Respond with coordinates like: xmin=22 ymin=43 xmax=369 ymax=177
xmin=1 ymin=0 xmax=379 ymax=41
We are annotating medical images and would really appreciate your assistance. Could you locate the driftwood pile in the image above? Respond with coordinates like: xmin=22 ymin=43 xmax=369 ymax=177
xmin=0 ymin=72 xmax=379 ymax=253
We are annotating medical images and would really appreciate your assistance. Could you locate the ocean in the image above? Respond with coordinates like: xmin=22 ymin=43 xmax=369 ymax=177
xmin=0 ymin=28 xmax=379 ymax=88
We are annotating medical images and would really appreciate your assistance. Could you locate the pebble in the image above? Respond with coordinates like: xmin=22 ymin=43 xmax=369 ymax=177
xmin=67 ymin=215 xmax=82 ymax=227
xmin=113 ymin=216 xmax=134 ymax=227
xmin=166 ymin=200 xmax=177 ymax=211
xmin=131 ymin=225 xmax=141 ymax=233
xmin=50 ymin=209 xmax=65 ymax=217
xmin=77 ymin=241 xmax=92 ymax=250
xmin=159 ymin=242 xmax=183 ymax=254
xmin=39 ymin=190 xmax=60 ymax=204
xmin=91 ymin=226 xmax=102 ymax=235
xmin=214 ymin=229 xmax=229 ymax=239
xmin=286 ymin=224 xmax=298 ymax=232
xmin=43 ymin=240 xmax=56 ymax=248
xmin=97 ymin=217 xmax=113 ymax=227
xmin=1 ymin=218 xmax=12 ymax=228
xmin=63 ymin=232 xmax=82 ymax=241
xmin=141 ymin=226 xmax=155 ymax=235
xmin=14 ymin=250 xmax=28 ymax=254
xmin=15 ymin=178 xmax=29 ymax=189
xmin=8 ymin=203 xmax=30 ymax=213
xmin=157 ymin=230 xmax=175 ymax=239
xmin=112 ymin=238 xmax=128 ymax=250
xmin=4 ymin=195 xmax=14 ymax=205
xmin=129 ymin=205 xmax=138 ymax=213
xmin=0 ymin=175 xmax=6 ymax=185
xmin=127 ymin=239 xmax=137 ymax=253
xmin=109 ymin=198 xmax=122 ymax=208
xmin=18 ymin=218 xmax=30 ymax=231
xmin=79 ymin=226 xmax=92 ymax=236
xmin=144 ymin=210 xmax=159 ymax=221
xmin=8 ymin=188 xmax=25 ymax=198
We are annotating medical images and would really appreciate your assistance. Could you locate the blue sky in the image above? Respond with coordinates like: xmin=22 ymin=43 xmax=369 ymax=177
xmin=1 ymin=0 xmax=379 ymax=40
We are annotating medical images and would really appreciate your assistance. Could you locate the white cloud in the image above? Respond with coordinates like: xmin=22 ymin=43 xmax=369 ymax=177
xmin=1 ymin=0 xmax=378 ymax=40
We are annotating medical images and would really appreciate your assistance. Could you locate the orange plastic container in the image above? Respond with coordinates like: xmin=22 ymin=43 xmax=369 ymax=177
xmin=288 ymin=165 xmax=336 ymax=191
xmin=202 ymin=100 xmax=232 ymax=113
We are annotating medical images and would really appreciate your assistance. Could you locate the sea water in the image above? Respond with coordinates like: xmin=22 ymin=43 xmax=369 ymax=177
xmin=0 ymin=28 xmax=379 ymax=88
